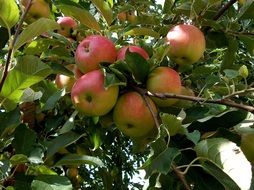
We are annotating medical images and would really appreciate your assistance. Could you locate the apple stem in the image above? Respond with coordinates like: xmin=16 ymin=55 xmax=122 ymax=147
xmin=0 ymin=0 xmax=33 ymax=92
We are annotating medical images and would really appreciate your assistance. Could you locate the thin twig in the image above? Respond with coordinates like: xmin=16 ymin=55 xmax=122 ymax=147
xmin=172 ymin=164 xmax=191 ymax=190
xmin=213 ymin=0 xmax=237 ymax=21
xmin=0 ymin=0 xmax=33 ymax=92
xmin=223 ymin=88 xmax=254 ymax=99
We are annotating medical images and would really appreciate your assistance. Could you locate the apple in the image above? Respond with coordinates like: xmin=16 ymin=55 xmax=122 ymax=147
xmin=113 ymin=91 xmax=158 ymax=138
xmin=240 ymin=133 xmax=254 ymax=163
xmin=126 ymin=11 xmax=137 ymax=24
xmin=166 ymin=24 xmax=206 ymax=65
xmin=117 ymin=12 xmax=127 ymax=22
xmin=117 ymin=45 xmax=149 ymax=61
xmin=173 ymin=86 xmax=195 ymax=108
xmin=57 ymin=16 xmax=77 ymax=37
xmin=75 ymin=35 xmax=117 ymax=74
xmin=71 ymin=69 xmax=119 ymax=116
xmin=55 ymin=64 xmax=77 ymax=92
xmin=21 ymin=0 xmax=50 ymax=23
xmin=146 ymin=67 xmax=182 ymax=107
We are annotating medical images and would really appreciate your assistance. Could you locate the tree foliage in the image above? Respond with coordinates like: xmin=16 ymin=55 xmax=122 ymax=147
xmin=0 ymin=0 xmax=254 ymax=189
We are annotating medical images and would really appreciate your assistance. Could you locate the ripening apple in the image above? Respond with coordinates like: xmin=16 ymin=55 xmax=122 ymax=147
xmin=117 ymin=45 xmax=149 ymax=61
xmin=240 ymin=133 xmax=254 ymax=163
xmin=21 ymin=0 xmax=51 ymax=23
xmin=146 ymin=67 xmax=182 ymax=107
xmin=55 ymin=64 xmax=77 ymax=92
xmin=71 ymin=69 xmax=119 ymax=116
xmin=113 ymin=91 xmax=158 ymax=138
xmin=166 ymin=24 xmax=206 ymax=65
xmin=57 ymin=16 xmax=77 ymax=37
xmin=117 ymin=12 xmax=127 ymax=22
xmin=75 ymin=35 xmax=117 ymax=74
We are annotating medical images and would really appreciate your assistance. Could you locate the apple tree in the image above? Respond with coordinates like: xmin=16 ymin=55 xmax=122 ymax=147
xmin=0 ymin=0 xmax=254 ymax=189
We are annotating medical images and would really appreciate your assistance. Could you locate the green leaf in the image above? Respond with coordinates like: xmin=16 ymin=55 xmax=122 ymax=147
xmin=12 ymin=124 xmax=36 ymax=156
xmin=142 ymin=147 xmax=180 ymax=178
xmin=0 ymin=0 xmax=19 ymax=29
xmin=57 ymin=5 xmax=100 ymax=32
xmin=31 ymin=175 xmax=72 ymax=190
xmin=125 ymin=49 xmax=150 ymax=83
xmin=187 ymin=109 xmax=248 ymax=132
xmin=239 ymin=35 xmax=254 ymax=55
xmin=0 ymin=55 xmax=52 ymax=111
xmin=41 ymin=90 xmax=64 ymax=111
xmin=124 ymin=27 xmax=160 ymax=39
xmin=45 ymin=131 xmax=85 ymax=158
xmin=14 ymin=18 xmax=60 ymax=51
xmin=0 ymin=27 xmax=9 ymax=49
xmin=223 ymin=69 xmax=239 ymax=79
xmin=160 ymin=113 xmax=184 ymax=136
xmin=201 ymin=161 xmax=241 ymax=190
xmin=195 ymin=138 xmax=252 ymax=190
xmin=221 ymin=38 xmax=238 ymax=70
xmin=0 ymin=108 xmax=20 ymax=138
xmin=185 ymin=130 xmax=200 ymax=145
xmin=104 ymin=70 xmax=126 ymax=88
xmin=54 ymin=154 xmax=105 ymax=167
xmin=163 ymin=0 xmax=174 ymax=13
xmin=91 ymin=0 xmax=113 ymax=25
xmin=58 ymin=111 xmax=78 ymax=135
xmin=27 ymin=165 xmax=57 ymax=176
xmin=237 ymin=0 xmax=254 ymax=20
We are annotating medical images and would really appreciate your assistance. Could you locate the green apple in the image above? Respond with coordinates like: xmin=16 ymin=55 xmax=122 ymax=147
xmin=75 ymin=35 xmax=117 ymax=74
xmin=71 ymin=69 xmax=119 ymax=116
xmin=113 ymin=91 xmax=158 ymax=138
xmin=173 ymin=86 xmax=195 ymax=108
xmin=21 ymin=0 xmax=50 ymax=23
xmin=126 ymin=11 xmax=137 ymax=24
xmin=146 ymin=67 xmax=182 ymax=107
xmin=166 ymin=24 xmax=206 ymax=65
xmin=240 ymin=133 xmax=254 ymax=163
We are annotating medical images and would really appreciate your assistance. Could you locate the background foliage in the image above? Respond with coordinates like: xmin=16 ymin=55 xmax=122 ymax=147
xmin=0 ymin=0 xmax=254 ymax=189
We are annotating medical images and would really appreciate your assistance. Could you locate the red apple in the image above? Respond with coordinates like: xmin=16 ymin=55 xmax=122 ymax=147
xmin=75 ymin=35 xmax=117 ymax=74
xmin=113 ymin=91 xmax=158 ymax=138
xmin=117 ymin=45 xmax=149 ymax=61
xmin=57 ymin=16 xmax=77 ymax=37
xmin=146 ymin=67 xmax=182 ymax=107
xmin=55 ymin=64 xmax=77 ymax=92
xmin=166 ymin=24 xmax=206 ymax=65
xmin=71 ymin=70 xmax=119 ymax=116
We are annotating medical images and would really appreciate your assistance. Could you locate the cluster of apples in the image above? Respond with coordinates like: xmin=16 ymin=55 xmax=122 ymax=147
xmin=54 ymin=15 xmax=206 ymax=140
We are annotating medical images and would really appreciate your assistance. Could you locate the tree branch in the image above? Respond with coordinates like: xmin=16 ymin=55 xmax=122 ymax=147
xmin=133 ymin=86 xmax=254 ymax=114
xmin=0 ymin=0 xmax=33 ymax=92
xmin=213 ymin=0 xmax=237 ymax=21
